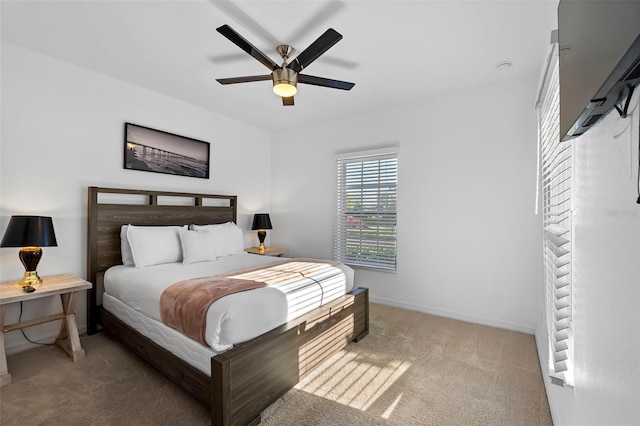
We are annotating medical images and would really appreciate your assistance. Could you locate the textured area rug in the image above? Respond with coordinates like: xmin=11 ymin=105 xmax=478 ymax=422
xmin=0 ymin=303 xmax=551 ymax=425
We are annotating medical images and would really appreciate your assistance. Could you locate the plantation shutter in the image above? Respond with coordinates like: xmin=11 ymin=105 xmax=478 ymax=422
xmin=538 ymin=52 xmax=574 ymax=386
xmin=334 ymin=147 xmax=398 ymax=271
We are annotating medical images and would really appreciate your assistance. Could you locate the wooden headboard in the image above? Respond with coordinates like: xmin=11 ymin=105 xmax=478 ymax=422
xmin=86 ymin=186 xmax=237 ymax=334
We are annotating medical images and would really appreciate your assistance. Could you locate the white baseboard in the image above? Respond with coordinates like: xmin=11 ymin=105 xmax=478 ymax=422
xmin=5 ymin=324 xmax=88 ymax=357
xmin=534 ymin=328 xmax=561 ymax=426
xmin=369 ymin=295 xmax=535 ymax=335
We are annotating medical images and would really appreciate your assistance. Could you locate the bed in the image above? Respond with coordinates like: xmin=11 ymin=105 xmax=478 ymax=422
xmin=86 ymin=186 xmax=369 ymax=426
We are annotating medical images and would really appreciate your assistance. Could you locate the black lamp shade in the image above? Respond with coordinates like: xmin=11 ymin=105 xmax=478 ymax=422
xmin=251 ymin=214 xmax=273 ymax=230
xmin=1 ymin=216 xmax=58 ymax=248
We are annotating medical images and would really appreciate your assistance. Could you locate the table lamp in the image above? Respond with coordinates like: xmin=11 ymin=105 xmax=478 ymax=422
xmin=251 ymin=213 xmax=272 ymax=253
xmin=1 ymin=215 xmax=58 ymax=286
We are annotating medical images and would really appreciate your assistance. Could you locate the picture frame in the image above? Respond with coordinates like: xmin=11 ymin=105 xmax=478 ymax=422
xmin=124 ymin=122 xmax=210 ymax=179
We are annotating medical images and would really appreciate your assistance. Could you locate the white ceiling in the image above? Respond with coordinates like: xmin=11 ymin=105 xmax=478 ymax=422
xmin=1 ymin=0 xmax=557 ymax=131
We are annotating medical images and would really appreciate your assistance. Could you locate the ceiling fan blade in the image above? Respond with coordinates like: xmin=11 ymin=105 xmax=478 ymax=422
xmin=210 ymin=0 xmax=281 ymax=48
xmin=298 ymin=74 xmax=355 ymax=90
xmin=282 ymin=96 xmax=295 ymax=106
xmin=216 ymin=25 xmax=278 ymax=71
xmin=216 ymin=75 xmax=272 ymax=85
xmin=287 ymin=28 xmax=342 ymax=73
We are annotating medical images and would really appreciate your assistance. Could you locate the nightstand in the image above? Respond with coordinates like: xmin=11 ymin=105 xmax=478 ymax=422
xmin=245 ymin=247 xmax=289 ymax=257
xmin=0 ymin=273 xmax=92 ymax=387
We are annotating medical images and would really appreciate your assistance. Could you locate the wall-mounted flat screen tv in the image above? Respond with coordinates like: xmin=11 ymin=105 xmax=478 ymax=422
xmin=558 ymin=1 xmax=640 ymax=140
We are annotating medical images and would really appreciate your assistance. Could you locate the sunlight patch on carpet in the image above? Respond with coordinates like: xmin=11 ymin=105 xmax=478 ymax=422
xmin=382 ymin=393 xmax=403 ymax=419
xmin=296 ymin=350 xmax=411 ymax=416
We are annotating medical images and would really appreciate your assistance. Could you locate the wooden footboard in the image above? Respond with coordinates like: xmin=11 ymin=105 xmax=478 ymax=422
xmin=213 ymin=287 xmax=368 ymax=425
xmin=100 ymin=287 xmax=369 ymax=426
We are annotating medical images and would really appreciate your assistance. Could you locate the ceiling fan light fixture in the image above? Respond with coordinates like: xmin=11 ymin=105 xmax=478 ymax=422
xmin=272 ymin=68 xmax=298 ymax=97
xmin=273 ymin=82 xmax=297 ymax=97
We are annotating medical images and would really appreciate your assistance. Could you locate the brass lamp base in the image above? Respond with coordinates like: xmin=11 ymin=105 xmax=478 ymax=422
xmin=20 ymin=270 xmax=42 ymax=287
xmin=18 ymin=246 xmax=43 ymax=287
xmin=257 ymin=230 xmax=267 ymax=253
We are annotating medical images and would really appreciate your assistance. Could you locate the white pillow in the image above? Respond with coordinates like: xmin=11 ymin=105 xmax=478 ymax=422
xmin=126 ymin=224 xmax=185 ymax=267
xmin=190 ymin=221 xmax=233 ymax=232
xmin=120 ymin=225 xmax=135 ymax=266
xmin=192 ymin=222 xmax=244 ymax=257
xmin=179 ymin=228 xmax=217 ymax=265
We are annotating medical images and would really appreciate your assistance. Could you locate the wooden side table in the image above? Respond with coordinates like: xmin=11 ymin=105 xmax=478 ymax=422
xmin=245 ymin=247 xmax=289 ymax=257
xmin=0 ymin=273 xmax=92 ymax=387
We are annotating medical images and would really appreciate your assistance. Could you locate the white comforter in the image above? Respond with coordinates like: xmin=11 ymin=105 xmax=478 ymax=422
xmin=103 ymin=253 xmax=353 ymax=352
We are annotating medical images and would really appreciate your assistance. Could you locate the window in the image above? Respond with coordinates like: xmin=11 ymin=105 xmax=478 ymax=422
xmin=537 ymin=50 xmax=574 ymax=386
xmin=334 ymin=148 xmax=398 ymax=271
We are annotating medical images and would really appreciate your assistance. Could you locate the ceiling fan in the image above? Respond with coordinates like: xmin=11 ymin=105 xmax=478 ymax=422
xmin=215 ymin=24 xmax=355 ymax=106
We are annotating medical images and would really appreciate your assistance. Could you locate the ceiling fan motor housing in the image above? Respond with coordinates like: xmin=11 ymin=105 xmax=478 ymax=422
xmin=272 ymin=67 xmax=298 ymax=96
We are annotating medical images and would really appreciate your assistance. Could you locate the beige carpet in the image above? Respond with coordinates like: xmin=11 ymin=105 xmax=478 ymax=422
xmin=0 ymin=303 xmax=552 ymax=425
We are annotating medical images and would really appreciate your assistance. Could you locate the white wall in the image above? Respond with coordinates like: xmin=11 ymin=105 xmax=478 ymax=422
xmin=271 ymin=76 xmax=543 ymax=333
xmin=0 ymin=42 xmax=272 ymax=354
xmin=537 ymin=91 xmax=640 ymax=425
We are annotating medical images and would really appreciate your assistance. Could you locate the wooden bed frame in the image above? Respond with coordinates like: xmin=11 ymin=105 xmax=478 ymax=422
xmin=86 ymin=186 xmax=369 ymax=426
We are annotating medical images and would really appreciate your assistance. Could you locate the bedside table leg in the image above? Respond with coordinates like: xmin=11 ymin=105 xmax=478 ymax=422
xmin=55 ymin=291 xmax=85 ymax=362
xmin=0 ymin=305 xmax=12 ymax=387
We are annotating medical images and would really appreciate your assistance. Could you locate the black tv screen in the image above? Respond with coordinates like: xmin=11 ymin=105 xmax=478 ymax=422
xmin=558 ymin=0 xmax=640 ymax=140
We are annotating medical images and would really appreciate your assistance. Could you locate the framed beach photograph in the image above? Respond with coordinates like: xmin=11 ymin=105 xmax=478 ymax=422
xmin=124 ymin=122 xmax=210 ymax=179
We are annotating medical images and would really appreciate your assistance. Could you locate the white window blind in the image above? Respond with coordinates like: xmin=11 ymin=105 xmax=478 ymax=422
xmin=334 ymin=148 xmax=398 ymax=271
xmin=538 ymin=57 xmax=574 ymax=386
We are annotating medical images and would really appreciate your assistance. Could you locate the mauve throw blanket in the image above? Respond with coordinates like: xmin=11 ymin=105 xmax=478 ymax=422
xmin=160 ymin=258 xmax=339 ymax=346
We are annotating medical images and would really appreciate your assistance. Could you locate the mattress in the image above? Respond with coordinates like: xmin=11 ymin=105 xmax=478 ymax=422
xmin=103 ymin=293 xmax=216 ymax=374
xmin=103 ymin=253 xmax=354 ymax=373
